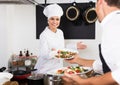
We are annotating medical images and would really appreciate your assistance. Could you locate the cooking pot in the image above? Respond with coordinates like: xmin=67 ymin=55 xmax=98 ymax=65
xmin=44 ymin=74 xmax=62 ymax=85
xmin=27 ymin=73 xmax=44 ymax=85
xmin=66 ymin=2 xmax=81 ymax=22
xmin=83 ymin=1 xmax=97 ymax=24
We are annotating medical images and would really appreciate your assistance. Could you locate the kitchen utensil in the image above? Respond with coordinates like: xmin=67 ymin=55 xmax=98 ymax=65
xmin=82 ymin=1 xmax=97 ymax=24
xmin=66 ymin=2 xmax=81 ymax=22
xmin=10 ymin=69 xmax=37 ymax=79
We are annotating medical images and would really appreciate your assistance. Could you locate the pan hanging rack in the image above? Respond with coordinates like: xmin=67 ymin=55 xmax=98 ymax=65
xmin=27 ymin=0 xmax=46 ymax=8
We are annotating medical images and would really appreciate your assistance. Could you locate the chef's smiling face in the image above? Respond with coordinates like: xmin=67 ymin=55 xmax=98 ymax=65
xmin=48 ymin=16 xmax=61 ymax=31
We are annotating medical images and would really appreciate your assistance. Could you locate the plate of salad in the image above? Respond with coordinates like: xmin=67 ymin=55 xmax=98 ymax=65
xmin=52 ymin=49 xmax=78 ymax=60
xmin=47 ymin=66 xmax=93 ymax=77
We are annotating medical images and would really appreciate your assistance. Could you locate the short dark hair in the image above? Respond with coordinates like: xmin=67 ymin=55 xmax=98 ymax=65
xmin=105 ymin=0 xmax=120 ymax=8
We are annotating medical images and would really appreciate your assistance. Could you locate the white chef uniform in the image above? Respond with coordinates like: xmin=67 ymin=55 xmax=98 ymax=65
xmin=34 ymin=27 xmax=65 ymax=74
xmin=34 ymin=4 xmax=78 ymax=74
xmin=93 ymin=10 xmax=120 ymax=84
xmin=34 ymin=3 xmax=64 ymax=74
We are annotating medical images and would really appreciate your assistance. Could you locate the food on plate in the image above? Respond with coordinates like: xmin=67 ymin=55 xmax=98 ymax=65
xmin=55 ymin=50 xmax=77 ymax=59
xmin=57 ymin=69 xmax=64 ymax=74
xmin=56 ymin=66 xmax=89 ymax=75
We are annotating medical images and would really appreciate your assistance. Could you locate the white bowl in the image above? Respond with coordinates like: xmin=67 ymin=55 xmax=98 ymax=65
xmin=0 ymin=72 xmax=13 ymax=85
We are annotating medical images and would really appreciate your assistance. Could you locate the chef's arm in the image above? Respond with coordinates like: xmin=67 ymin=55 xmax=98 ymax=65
xmin=65 ymin=42 xmax=87 ymax=50
xmin=65 ymin=54 xmax=94 ymax=67
xmin=75 ymin=57 xmax=94 ymax=67
xmin=63 ymin=68 xmax=118 ymax=85
xmin=39 ymin=36 xmax=52 ymax=59
xmin=76 ymin=72 xmax=118 ymax=85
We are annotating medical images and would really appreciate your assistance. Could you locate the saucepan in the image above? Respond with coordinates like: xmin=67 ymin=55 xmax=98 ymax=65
xmin=44 ymin=74 xmax=62 ymax=85
xmin=27 ymin=73 xmax=44 ymax=85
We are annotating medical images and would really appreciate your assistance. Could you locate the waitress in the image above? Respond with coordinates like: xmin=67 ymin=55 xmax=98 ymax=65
xmin=34 ymin=3 xmax=87 ymax=74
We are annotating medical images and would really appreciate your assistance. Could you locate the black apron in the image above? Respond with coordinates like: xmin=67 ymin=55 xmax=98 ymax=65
xmin=99 ymin=44 xmax=111 ymax=73
xmin=99 ymin=11 xmax=120 ymax=73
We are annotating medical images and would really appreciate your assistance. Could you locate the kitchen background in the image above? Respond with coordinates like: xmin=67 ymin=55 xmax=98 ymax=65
xmin=0 ymin=0 xmax=102 ymax=68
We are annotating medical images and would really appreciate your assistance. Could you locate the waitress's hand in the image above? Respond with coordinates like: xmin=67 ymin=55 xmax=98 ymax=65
xmin=77 ymin=42 xmax=87 ymax=50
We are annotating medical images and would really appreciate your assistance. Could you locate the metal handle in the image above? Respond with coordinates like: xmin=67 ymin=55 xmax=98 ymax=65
xmin=50 ymin=79 xmax=61 ymax=82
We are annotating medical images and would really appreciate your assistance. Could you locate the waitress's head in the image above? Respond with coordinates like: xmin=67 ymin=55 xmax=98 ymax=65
xmin=43 ymin=4 xmax=63 ymax=30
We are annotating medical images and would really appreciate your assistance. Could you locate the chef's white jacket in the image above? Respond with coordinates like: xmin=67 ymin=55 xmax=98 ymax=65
xmin=34 ymin=27 xmax=77 ymax=74
xmin=93 ymin=10 xmax=120 ymax=84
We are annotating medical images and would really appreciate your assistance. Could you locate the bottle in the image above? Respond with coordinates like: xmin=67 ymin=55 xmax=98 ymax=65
xmin=30 ymin=53 xmax=33 ymax=56
xmin=19 ymin=51 xmax=23 ymax=56
xmin=26 ymin=50 xmax=30 ymax=57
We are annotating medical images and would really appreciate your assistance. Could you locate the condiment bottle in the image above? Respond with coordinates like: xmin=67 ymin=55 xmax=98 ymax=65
xmin=26 ymin=50 xmax=30 ymax=57
xmin=19 ymin=51 xmax=23 ymax=56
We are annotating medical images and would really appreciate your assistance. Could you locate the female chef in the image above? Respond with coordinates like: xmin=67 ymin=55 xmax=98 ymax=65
xmin=34 ymin=3 xmax=87 ymax=74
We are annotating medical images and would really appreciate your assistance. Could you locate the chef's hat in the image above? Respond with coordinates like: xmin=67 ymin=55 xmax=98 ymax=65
xmin=43 ymin=3 xmax=63 ymax=19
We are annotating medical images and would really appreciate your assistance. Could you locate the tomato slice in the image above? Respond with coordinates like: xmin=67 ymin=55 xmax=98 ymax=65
xmin=68 ymin=71 xmax=75 ymax=74
xmin=75 ymin=69 xmax=80 ymax=73
xmin=67 ymin=66 xmax=71 ymax=69
xmin=57 ymin=50 xmax=61 ymax=53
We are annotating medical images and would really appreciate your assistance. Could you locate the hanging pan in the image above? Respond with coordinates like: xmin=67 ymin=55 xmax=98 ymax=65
xmin=83 ymin=1 xmax=97 ymax=24
xmin=66 ymin=2 xmax=81 ymax=21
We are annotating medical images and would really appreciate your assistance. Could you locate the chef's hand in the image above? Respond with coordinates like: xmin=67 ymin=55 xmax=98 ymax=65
xmin=64 ymin=54 xmax=80 ymax=64
xmin=62 ymin=75 xmax=74 ymax=85
xmin=62 ymin=71 xmax=82 ymax=85
xmin=77 ymin=42 xmax=87 ymax=50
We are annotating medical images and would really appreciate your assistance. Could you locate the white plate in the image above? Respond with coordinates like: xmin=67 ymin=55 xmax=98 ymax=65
xmin=46 ymin=66 xmax=93 ymax=77
xmin=46 ymin=67 xmax=67 ymax=76
xmin=50 ymin=48 xmax=78 ymax=60
xmin=47 ymin=71 xmax=63 ymax=76
xmin=79 ymin=67 xmax=93 ymax=74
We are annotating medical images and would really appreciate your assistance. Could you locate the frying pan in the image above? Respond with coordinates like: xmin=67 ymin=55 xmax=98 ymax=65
xmin=83 ymin=1 xmax=97 ymax=24
xmin=66 ymin=2 xmax=81 ymax=21
xmin=10 ymin=69 xmax=37 ymax=79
